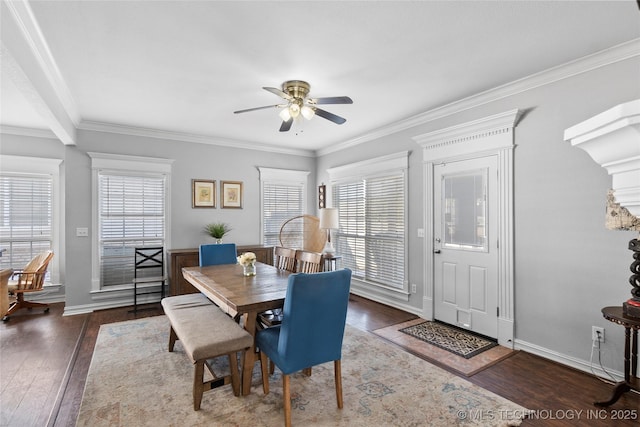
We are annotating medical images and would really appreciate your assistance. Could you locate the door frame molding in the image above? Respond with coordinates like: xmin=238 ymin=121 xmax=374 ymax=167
xmin=413 ymin=109 xmax=520 ymax=347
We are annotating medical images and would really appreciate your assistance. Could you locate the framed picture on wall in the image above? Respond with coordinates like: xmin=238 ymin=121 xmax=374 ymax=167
xmin=221 ymin=181 xmax=243 ymax=209
xmin=192 ymin=179 xmax=216 ymax=208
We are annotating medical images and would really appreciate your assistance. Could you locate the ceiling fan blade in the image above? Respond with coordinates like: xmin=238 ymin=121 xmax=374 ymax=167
xmin=234 ymin=104 xmax=284 ymax=114
xmin=263 ymin=86 xmax=293 ymax=101
xmin=314 ymin=108 xmax=347 ymax=125
xmin=309 ymin=96 xmax=353 ymax=105
xmin=279 ymin=118 xmax=293 ymax=132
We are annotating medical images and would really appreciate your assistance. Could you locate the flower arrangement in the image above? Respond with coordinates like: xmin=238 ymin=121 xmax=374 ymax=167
xmin=237 ymin=252 xmax=256 ymax=266
xmin=237 ymin=252 xmax=257 ymax=276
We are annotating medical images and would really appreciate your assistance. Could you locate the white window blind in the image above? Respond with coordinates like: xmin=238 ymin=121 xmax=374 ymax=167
xmin=99 ymin=173 xmax=165 ymax=287
xmin=259 ymin=167 xmax=308 ymax=247
xmin=262 ymin=182 xmax=304 ymax=247
xmin=0 ymin=174 xmax=52 ymax=273
xmin=328 ymin=151 xmax=408 ymax=292
xmin=334 ymin=173 xmax=406 ymax=289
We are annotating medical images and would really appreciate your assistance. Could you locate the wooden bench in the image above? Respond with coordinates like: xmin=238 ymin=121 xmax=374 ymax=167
xmin=161 ymin=294 xmax=253 ymax=410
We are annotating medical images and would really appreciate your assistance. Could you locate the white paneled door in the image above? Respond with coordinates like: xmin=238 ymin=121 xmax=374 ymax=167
xmin=433 ymin=155 xmax=498 ymax=338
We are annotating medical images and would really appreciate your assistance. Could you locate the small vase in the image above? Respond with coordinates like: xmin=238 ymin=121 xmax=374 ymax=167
xmin=243 ymin=262 xmax=256 ymax=277
xmin=215 ymin=238 xmax=223 ymax=244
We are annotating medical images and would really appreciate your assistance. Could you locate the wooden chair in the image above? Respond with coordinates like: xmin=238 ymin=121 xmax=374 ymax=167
xmin=1 ymin=269 xmax=14 ymax=319
xmin=256 ymin=269 xmax=352 ymax=427
xmin=295 ymin=250 xmax=323 ymax=273
xmin=274 ymin=246 xmax=297 ymax=272
xmin=3 ymin=251 xmax=54 ymax=321
xmin=258 ymin=247 xmax=297 ymax=328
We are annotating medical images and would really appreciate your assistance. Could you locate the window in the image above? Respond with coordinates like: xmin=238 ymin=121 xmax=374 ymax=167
xmin=98 ymin=173 xmax=166 ymax=287
xmin=90 ymin=153 xmax=172 ymax=290
xmin=259 ymin=167 xmax=309 ymax=247
xmin=0 ymin=155 xmax=61 ymax=284
xmin=328 ymin=152 xmax=408 ymax=295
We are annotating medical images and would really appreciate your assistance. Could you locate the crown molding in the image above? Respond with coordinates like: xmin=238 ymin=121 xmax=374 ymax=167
xmin=78 ymin=120 xmax=316 ymax=158
xmin=0 ymin=124 xmax=57 ymax=139
xmin=318 ymin=38 xmax=640 ymax=157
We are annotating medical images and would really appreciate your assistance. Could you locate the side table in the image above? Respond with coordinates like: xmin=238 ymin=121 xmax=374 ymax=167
xmin=594 ymin=306 xmax=640 ymax=406
xmin=322 ymin=255 xmax=342 ymax=272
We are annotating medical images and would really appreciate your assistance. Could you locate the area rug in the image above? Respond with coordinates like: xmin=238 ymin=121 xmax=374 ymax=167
xmin=400 ymin=320 xmax=497 ymax=359
xmin=76 ymin=316 xmax=528 ymax=426
xmin=373 ymin=319 xmax=517 ymax=377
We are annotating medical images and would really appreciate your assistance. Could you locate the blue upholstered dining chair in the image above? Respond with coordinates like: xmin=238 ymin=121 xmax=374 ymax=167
xmin=256 ymin=268 xmax=352 ymax=427
xmin=198 ymin=243 xmax=237 ymax=266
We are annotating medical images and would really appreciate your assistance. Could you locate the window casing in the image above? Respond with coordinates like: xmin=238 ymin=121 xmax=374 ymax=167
xmin=90 ymin=153 xmax=172 ymax=291
xmin=98 ymin=173 xmax=166 ymax=287
xmin=0 ymin=155 xmax=61 ymax=284
xmin=259 ymin=167 xmax=309 ymax=246
xmin=328 ymin=152 xmax=408 ymax=295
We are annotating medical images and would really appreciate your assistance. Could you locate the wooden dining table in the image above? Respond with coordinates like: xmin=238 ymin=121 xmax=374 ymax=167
xmin=181 ymin=262 xmax=292 ymax=396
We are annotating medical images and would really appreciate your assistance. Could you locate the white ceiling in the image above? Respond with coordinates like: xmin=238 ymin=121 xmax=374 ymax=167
xmin=2 ymin=1 xmax=639 ymax=154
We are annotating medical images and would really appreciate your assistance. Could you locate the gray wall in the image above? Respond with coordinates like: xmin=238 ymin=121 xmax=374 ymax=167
xmin=1 ymin=55 xmax=638 ymax=375
xmin=1 ymin=130 xmax=316 ymax=311
xmin=316 ymin=56 xmax=640 ymax=373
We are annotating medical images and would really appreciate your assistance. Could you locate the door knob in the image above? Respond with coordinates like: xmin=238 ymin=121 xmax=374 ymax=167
xmin=434 ymin=249 xmax=441 ymax=254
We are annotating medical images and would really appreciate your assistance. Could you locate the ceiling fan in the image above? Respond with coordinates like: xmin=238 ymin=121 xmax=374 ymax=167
xmin=233 ymin=80 xmax=353 ymax=132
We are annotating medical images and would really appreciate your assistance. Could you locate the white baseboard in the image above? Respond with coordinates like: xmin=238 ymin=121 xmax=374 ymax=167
xmin=63 ymin=294 xmax=162 ymax=316
xmin=514 ymin=338 xmax=624 ymax=382
xmin=350 ymin=287 xmax=424 ymax=317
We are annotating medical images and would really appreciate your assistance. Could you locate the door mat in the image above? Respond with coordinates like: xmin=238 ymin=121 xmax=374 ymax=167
xmin=400 ymin=320 xmax=498 ymax=359
xmin=373 ymin=319 xmax=516 ymax=377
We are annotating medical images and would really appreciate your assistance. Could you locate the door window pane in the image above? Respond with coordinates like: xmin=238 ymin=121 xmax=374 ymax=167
xmin=442 ymin=169 xmax=487 ymax=251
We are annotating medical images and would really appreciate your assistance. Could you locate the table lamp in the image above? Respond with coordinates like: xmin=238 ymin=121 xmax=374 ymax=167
xmin=319 ymin=208 xmax=339 ymax=256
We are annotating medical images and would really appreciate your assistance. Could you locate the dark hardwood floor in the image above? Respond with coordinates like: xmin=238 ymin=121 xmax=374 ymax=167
xmin=1 ymin=296 xmax=638 ymax=426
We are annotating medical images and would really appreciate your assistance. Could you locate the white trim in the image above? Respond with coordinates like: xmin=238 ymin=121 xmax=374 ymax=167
xmin=319 ymin=39 xmax=640 ymax=156
xmin=0 ymin=125 xmax=57 ymax=139
xmin=257 ymin=167 xmax=310 ymax=183
xmin=80 ymin=121 xmax=316 ymax=158
xmin=0 ymin=155 xmax=63 ymax=285
xmin=349 ymin=287 xmax=423 ymax=318
xmin=2 ymin=0 xmax=79 ymax=124
xmin=413 ymin=109 xmax=521 ymax=160
xmin=563 ymin=99 xmax=640 ymax=216
xmin=418 ymin=110 xmax=518 ymax=347
xmin=326 ymin=151 xmax=409 ymax=181
xmin=515 ymin=339 xmax=624 ymax=383
xmin=89 ymin=153 xmax=173 ymax=291
xmin=1 ymin=1 xmax=78 ymax=145
xmin=88 ymin=151 xmax=174 ymax=173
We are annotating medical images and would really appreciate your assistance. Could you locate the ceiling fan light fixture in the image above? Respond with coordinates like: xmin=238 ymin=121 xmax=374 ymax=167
xmin=301 ymin=105 xmax=315 ymax=120
xmin=235 ymin=80 xmax=351 ymax=131
xmin=289 ymin=103 xmax=301 ymax=118
xmin=279 ymin=107 xmax=292 ymax=121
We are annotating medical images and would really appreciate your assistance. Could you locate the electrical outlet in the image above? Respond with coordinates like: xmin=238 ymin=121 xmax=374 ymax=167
xmin=592 ymin=326 xmax=605 ymax=343
xmin=411 ymin=283 xmax=417 ymax=293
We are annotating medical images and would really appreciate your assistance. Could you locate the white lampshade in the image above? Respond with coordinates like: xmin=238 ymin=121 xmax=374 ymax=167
xmin=301 ymin=105 xmax=315 ymax=120
xmin=279 ymin=107 xmax=292 ymax=121
xmin=289 ymin=103 xmax=300 ymax=118
xmin=319 ymin=208 xmax=339 ymax=230
xmin=320 ymin=208 xmax=339 ymax=255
